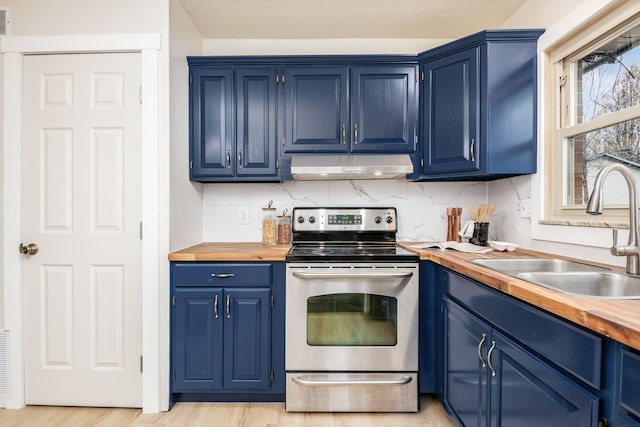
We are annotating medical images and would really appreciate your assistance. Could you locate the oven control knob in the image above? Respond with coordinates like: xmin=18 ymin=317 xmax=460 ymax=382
xmin=309 ymin=216 xmax=316 ymax=224
xmin=386 ymin=216 xmax=393 ymax=224
xmin=297 ymin=216 xmax=305 ymax=224
xmin=374 ymin=216 xmax=382 ymax=224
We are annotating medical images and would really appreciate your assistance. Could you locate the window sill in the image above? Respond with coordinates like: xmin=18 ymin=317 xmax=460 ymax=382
xmin=539 ymin=219 xmax=628 ymax=229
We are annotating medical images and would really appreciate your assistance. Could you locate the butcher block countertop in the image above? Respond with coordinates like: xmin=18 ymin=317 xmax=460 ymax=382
xmin=169 ymin=242 xmax=640 ymax=351
xmin=168 ymin=242 xmax=291 ymax=261
xmin=398 ymin=243 xmax=640 ymax=352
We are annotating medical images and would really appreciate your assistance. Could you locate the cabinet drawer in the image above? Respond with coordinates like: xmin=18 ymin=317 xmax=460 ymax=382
xmin=172 ymin=262 xmax=273 ymax=287
xmin=445 ymin=269 xmax=603 ymax=389
xmin=621 ymin=348 xmax=640 ymax=420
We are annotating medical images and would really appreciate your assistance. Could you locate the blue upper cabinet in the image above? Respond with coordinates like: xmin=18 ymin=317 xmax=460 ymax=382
xmin=416 ymin=30 xmax=544 ymax=180
xmin=283 ymin=66 xmax=349 ymax=153
xmin=189 ymin=65 xmax=279 ymax=182
xmin=421 ymin=48 xmax=479 ymax=174
xmin=351 ymin=66 xmax=417 ymax=153
xmin=190 ymin=67 xmax=234 ymax=179
xmin=283 ymin=64 xmax=417 ymax=153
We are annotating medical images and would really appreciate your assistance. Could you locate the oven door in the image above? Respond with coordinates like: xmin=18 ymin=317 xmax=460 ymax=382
xmin=285 ymin=263 xmax=419 ymax=372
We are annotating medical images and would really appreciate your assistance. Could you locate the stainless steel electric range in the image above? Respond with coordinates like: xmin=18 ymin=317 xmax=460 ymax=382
xmin=285 ymin=207 xmax=419 ymax=412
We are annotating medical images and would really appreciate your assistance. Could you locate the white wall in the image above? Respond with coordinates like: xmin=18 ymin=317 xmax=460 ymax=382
xmin=169 ymin=0 xmax=205 ymax=252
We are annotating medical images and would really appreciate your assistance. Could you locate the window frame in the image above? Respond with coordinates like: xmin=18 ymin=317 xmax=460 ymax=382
xmin=546 ymin=3 xmax=640 ymax=226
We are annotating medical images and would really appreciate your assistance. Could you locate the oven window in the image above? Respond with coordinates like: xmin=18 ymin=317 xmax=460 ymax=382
xmin=307 ymin=293 xmax=398 ymax=346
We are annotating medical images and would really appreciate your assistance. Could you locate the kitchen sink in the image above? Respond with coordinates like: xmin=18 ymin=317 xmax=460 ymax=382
xmin=470 ymin=258 xmax=640 ymax=299
xmin=470 ymin=258 xmax=611 ymax=274
xmin=517 ymin=272 xmax=640 ymax=299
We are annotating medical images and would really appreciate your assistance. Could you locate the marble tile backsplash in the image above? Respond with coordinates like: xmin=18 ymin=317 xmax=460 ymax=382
xmin=203 ymin=179 xmax=503 ymax=243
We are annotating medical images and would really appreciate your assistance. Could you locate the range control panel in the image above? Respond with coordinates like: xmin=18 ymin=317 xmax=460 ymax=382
xmin=291 ymin=207 xmax=397 ymax=232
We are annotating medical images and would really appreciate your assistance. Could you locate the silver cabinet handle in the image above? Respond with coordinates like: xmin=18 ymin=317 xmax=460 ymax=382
xmin=292 ymin=271 xmax=413 ymax=279
xmin=354 ymin=124 xmax=358 ymax=144
xmin=470 ymin=139 xmax=475 ymax=162
xmin=214 ymin=294 xmax=219 ymax=319
xmin=238 ymin=151 xmax=242 ymax=168
xmin=211 ymin=273 xmax=235 ymax=278
xmin=226 ymin=294 xmax=231 ymax=319
xmin=341 ymin=123 xmax=346 ymax=144
xmin=477 ymin=333 xmax=487 ymax=368
xmin=292 ymin=375 xmax=412 ymax=386
xmin=487 ymin=340 xmax=496 ymax=377
xmin=226 ymin=150 xmax=231 ymax=168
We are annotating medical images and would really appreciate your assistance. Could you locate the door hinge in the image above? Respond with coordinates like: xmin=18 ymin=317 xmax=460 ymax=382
xmin=172 ymin=295 xmax=176 ymax=307
xmin=270 ymin=370 xmax=274 ymax=383
xmin=140 ymin=355 xmax=143 ymax=373
xmin=139 ymin=86 xmax=143 ymax=104
xmin=139 ymin=222 xmax=143 ymax=240
xmin=271 ymin=296 xmax=275 ymax=307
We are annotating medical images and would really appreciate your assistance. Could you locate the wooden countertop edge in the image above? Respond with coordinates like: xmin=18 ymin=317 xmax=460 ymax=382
xmin=168 ymin=242 xmax=290 ymax=262
xmin=398 ymin=243 xmax=640 ymax=351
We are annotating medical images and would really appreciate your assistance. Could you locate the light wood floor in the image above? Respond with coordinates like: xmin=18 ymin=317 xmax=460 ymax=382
xmin=0 ymin=395 xmax=453 ymax=427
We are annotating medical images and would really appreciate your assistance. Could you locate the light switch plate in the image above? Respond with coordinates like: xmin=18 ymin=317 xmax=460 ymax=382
xmin=519 ymin=198 xmax=532 ymax=218
xmin=238 ymin=206 xmax=250 ymax=224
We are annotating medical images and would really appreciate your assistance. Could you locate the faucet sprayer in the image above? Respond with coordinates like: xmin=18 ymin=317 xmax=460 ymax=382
xmin=586 ymin=163 xmax=639 ymax=275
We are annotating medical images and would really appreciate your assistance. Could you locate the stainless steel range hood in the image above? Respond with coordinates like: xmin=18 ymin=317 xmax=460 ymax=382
xmin=290 ymin=154 xmax=414 ymax=180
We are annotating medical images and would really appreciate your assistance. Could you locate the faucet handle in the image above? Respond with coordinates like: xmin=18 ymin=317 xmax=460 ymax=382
xmin=611 ymin=228 xmax=629 ymax=256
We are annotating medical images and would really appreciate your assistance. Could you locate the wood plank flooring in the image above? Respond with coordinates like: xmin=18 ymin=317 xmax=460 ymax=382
xmin=0 ymin=395 xmax=453 ymax=426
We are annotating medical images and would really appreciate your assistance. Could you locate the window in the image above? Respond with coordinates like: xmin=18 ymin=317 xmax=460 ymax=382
xmin=548 ymin=8 xmax=640 ymax=225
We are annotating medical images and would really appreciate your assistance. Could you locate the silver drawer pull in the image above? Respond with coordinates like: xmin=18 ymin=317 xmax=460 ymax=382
xmin=292 ymin=375 xmax=412 ymax=386
xmin=213 ymin=294 xmax=219 ymax=319
xmin=292 ymin=271 xmax=413 ymax=280
xmin=211 ymin=273 xmax=235 ymax=278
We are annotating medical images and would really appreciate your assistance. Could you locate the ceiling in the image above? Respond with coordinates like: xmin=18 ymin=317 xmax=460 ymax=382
xmin=179 ymin=0 xmax=528 ymax=39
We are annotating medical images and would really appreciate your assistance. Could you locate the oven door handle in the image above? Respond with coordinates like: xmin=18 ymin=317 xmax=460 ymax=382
xmin=291 ymin=271 xmax=413 ymax=280
xmin=291 ymin=375 xmax=413 ymax=386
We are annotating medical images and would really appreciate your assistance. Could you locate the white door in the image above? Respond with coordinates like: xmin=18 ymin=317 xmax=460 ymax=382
xmin=22 ymin=53 xmax=142 ymax=407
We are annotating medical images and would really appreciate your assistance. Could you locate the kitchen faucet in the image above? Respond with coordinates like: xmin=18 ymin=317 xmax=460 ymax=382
xmin=586 ymin=163 xmax=640 ymax=275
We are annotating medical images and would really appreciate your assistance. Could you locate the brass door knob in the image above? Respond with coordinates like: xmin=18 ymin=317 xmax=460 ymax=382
xmin=19 ymin=243 xmax=39 ymax=255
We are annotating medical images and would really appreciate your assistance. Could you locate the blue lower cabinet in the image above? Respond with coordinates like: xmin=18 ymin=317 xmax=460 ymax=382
xmin=443 ymin=297 xmax=600 ymax=426
xmin=223 ymin=288 xmax=272 ymax=390
xmin=170 ymin=262 xmax=285 ymax=402
xmin=172 ymin=289 xmax=223 ymax=392
xmin=618 ymin=348 xmax=640 ymax=426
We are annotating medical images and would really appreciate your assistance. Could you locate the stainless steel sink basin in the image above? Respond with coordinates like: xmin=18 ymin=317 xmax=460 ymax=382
xmin=470 ymin=258 xmax=640 ymax=298
xmin=470 ymin=258 xmax=611 ymax=274
xmin=517 ymin=272 xmax=640 ymax=299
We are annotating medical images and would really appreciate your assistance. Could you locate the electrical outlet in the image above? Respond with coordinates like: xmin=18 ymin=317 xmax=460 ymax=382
xmin=519 ymin=198 xmax=532 ymax=218
xmin=238 ymin=206 xmax=250 ymax=224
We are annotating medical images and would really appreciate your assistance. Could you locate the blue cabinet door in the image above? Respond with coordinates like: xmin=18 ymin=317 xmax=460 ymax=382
xmin=223 ymin=288 xmax=272 ymax=390
xmin=351 ymin=66 xmax=417 ymax=153
xmin=422 ymin=48 xmax=479 ymax=174
xmin=236 ymin=68 xmax=278 ymax=177
xmin=492 ymin=331 xmax=600 ymax=427
xmin=190 ymin=67 xmax=234 ymax=179
xmin=444 ymin=298 xmax=491 ymax=427
xmin=283 ymin=66 xmax=349 ymax=153
xmin=172 ymin=289 xmax=224 ymax=392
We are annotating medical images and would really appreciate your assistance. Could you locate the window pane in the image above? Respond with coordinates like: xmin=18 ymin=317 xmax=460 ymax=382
xmin=577 ymin=23 xmax=640 ymax=123
xmin=306 ymin=293 xmax=397 ymax=346
xmin=566 ymin=118 xmax=640 ymax=205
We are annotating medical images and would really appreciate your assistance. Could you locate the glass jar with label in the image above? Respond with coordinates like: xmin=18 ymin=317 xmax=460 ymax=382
xmin=277 ymin=208 xmax=291 ymax=244
xmin=262 ymin=200 xmax=277 ymax=245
